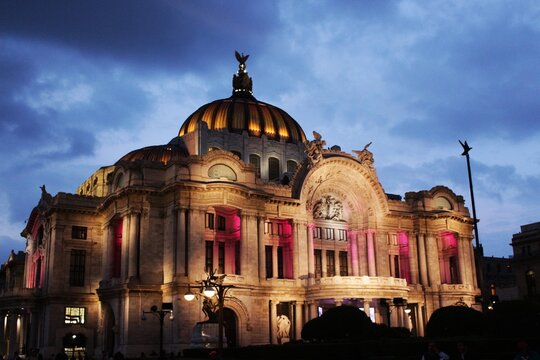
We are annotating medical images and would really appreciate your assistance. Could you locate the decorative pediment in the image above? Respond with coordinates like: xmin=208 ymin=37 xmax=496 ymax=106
xmin=313 ymin=195 xmax=344 ymax=221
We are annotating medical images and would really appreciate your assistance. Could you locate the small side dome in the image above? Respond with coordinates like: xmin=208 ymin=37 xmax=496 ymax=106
xmin=116 ymin=137 xmax=189 ymax=165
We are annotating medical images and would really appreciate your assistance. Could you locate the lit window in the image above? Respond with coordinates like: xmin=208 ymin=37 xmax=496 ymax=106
xmin=65 ymin=307 xmax=86 ymax=324
xmin=206 ymin=213 xmax=215 ymax=229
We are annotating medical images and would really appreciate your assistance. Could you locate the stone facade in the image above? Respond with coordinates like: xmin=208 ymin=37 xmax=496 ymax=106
xmin=0 ymin=56 xmax=480 ymax=359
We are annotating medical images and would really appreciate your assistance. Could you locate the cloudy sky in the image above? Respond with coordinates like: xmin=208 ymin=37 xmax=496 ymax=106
xmin=1 ymin=0 xmax=539 ymax=261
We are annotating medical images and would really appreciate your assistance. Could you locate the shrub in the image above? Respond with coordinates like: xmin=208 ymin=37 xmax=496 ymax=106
xmin=425 ymin=306 xmax=486 ymax=338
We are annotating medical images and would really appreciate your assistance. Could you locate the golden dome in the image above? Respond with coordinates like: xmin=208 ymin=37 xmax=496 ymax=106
xmin=178 ymin=52 xmax=307 ymax=144
xmin=116 ymin=137 xmax=189 ymax=165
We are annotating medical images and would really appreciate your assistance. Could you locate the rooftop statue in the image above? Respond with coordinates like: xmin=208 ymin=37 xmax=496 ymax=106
xmin=233 ymin=51 xmax=253 ymax=94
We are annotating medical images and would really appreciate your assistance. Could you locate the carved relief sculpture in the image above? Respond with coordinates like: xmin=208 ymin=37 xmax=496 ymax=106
xmin=305 ymin=131 xmax=326 ymax=168
xmin=313 ymin=195 xmax=344 ymax=221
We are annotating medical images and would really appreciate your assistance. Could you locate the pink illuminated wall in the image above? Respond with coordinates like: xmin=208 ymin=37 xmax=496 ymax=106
xmin=277 ymin=220 xmax=293 ymax=279
xmin=439 ymin=232 xmax=459 ymax=284
xmin=214 ymin=207 xmax=241 ymax=275
xmin=112 ymin=219 xmax=123 ymax=278
xmin=398 ymin=232 xmax=411 ymax=283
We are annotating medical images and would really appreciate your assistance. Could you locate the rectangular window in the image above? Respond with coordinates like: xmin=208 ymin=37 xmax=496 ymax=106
xmin=314 ymin=249 xmax=322 ymax=278
xmin=449 ymin=256 xmax=459 ymax=284
xmin=265 ymin=245 xmax=273 ymax=278
xmin=217 ymin=216 xmax=226 ymax=231
xmin=314 ymin=227 xmax=322 ymax=239
xmin=206 ymin=213 xmax=215 ymax=229
xmin=339 ymin=251 xmax=348 ymax=276
xmin=218 ymin=242 xmax=225 ymax=274
xmin=69 ymin=250 xmax=86 ymax=287
xmin=277 ymin=246 xmax=284 ymax=279
xmin=277 ymin=223 xmax=283 ymax=236
xmin=325 ymin=228 xmax=334 ymax=240
xmin=394 ymin=255 xmax=400 ymax=278
xmin=71 ymin=226 xmax=87 ymax=240
xmin=265 ymin=221 xmax=273 ymax=235
xmin=205 ymin=241 xmax=214 ymax=273
xmin=235 ymin=241 xmax=241 ymax=275
xmin=65 ymin=307 xmax=86 ymax=324
xmin=326 ymin=250 xmax=335 ymax=277
xmin=338 ymin=229 xmax=347 ymax=241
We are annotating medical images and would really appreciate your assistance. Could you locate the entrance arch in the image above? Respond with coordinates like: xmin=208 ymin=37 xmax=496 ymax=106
xmin=219 ymin=308 xmax=237 ymax=348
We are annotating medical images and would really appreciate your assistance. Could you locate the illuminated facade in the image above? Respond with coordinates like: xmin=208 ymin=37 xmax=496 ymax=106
xmin=0 ymin=54 xmax=480 ymax=358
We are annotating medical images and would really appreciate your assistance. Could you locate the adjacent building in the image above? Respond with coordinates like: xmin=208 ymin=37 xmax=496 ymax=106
xmin=0 ymin=54 xmax=480 ymax=358
xmin=511 ymin=221 xmax=540 ymax=300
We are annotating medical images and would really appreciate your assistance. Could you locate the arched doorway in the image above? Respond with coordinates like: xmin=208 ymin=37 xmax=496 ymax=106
xmin=220 ymin=308 xmax=237 ymax=348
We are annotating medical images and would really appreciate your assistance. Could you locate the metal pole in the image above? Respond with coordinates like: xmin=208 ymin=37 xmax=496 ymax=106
xmin=460 ymin=140 xmax=486 ymax=310
xmin=159 ymin=311 xmax=164 ymax=360
xmin=217 ymin=286 xmax=225 ymax=354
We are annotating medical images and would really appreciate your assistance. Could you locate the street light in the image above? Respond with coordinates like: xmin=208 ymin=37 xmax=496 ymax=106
xmin=183 ymin=271 xmax=234 ymax=355
xmin=142 ymin=303 xmax=173 ymax=360
xmin=459 ymin=140 xmax=486 ymax=311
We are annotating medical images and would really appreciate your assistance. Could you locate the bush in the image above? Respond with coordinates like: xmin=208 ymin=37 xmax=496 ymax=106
xmin=425 ymin=306 xmax=486 ymax=338
xmin=301 ymin=305 xmax=373 ymax=341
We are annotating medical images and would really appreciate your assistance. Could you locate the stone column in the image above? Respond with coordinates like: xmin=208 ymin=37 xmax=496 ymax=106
xmin=296 ymin=221 xmax=308 ymax=279
xmin=418 ymin=233 xmax=429 ymax=286
xmin=468 ymin=239 xmax=478 ymax=287
xmin=292 ymin=221 xmax=299 ymax=279
xmin=121 ymin=216 xmax=129 ymax=280
xmin=103 ymin=224 xmax=114 ymax=280
xmin=270 ymin=300 xmax=278 ymax=344
xmin=358 ymin=231 xmax=368 ymax=275
xmin=417 ymin=304 xmax=425 ymax=337
xmin=363 ymin=299 xmax=371 ymax=318
xmin=187 ymin=209 xmax=204 ymax=277
xmin=367 ymin=231 xmax=376 ymax=276
xmin=177 ymin=208 xmax=186 ymax=276
xmin=408 ymin=232 xmax=420 ymax=284
xmin=258 ymin=217 xmax=265 ymax=279
xmin=294 ymin=302 xmax=303 ymax=340
xmin=426 ymin=233 xmax=442 ymax=285
xmin=272 ymin=245 xmax=278 ymax=279
xmin=349 ymin=230 xmax=359 ymax=276
xmin=321 ymin=250 xmax=327 ymax=277
xmin=241 ymin=214 xmax=248 ymax=275
xmin=309 ymin=301 xmax=319 ymax=319
xmin=307 ymin=225 xmax=315 ymax=278
xmin=128 ymin=212 xmax=140 ymax=279
xmin=457 ymin=235 xmax=467 ymax=284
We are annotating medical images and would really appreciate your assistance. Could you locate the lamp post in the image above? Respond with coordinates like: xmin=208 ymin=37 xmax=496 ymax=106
xmin=459 ymin=140 xmax=486 ymax=311
xmin=183 ymin=271 xmax=234 ymax=355
xmin=142 ymin=303 xmax=173 ymax=360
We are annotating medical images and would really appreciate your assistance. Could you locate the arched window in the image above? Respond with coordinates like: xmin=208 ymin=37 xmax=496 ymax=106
xmin=435 ymin=196 xmax=453 ymax=210
xmin=286 ymin=160 xmax=297 ymax=173
xmin=249 ymin=154 xmax=261 ymax=177
xmin=268 ymin=157 xmax=280 ymax=181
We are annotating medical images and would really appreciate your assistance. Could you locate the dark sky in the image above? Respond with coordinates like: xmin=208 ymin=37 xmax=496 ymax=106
xmin=2 ymin=0 xmax=540 ymax=260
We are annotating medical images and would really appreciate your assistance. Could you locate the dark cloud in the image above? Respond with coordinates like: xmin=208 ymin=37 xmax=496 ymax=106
xmin=0 ymin=1 xmax=280 ymax=71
